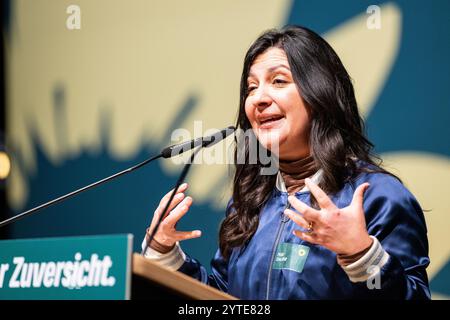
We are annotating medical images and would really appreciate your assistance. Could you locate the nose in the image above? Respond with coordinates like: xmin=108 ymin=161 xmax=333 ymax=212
xmin=252 ymin=85 xmax=272 ymax=109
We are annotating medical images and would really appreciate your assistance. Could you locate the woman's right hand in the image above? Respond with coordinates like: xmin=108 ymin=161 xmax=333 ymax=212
xmin=147 ymin=183 xmax=201 ymax=250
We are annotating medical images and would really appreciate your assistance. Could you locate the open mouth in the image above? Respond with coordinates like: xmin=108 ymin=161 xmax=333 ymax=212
xmin=259 ymin=115 xmax=284 ymax=128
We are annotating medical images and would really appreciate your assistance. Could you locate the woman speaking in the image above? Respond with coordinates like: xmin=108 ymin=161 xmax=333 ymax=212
xmin=141 ymin=25 xmax=430 ymax=300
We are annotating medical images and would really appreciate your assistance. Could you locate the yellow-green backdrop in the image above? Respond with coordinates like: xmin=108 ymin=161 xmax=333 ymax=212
xmin=4 ymin=0 xmax=450 ymax=299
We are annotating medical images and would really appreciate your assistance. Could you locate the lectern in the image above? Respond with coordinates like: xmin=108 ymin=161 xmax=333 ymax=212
xmin=0 ymin=234 xmax=236 ymax=300
xmin=132 ymin=254 xmax=235 ymax=300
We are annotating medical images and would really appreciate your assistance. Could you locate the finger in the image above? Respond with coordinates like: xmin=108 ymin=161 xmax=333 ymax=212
xmin=305 ymin=178 xmax=337 ymax=210
xmin=175 ymin=182 xmax=189 ymax=193
xmin=156 ymin=183 xmax=188 ymax=216
xmin=164 ymin=196 xmax=193 ymax=226
xmin=161 ymin=183 xmax=188 ymax=205
xmin=351 ymin=183 xmax=370 ymax=209
xmin=155 ymin=192 xmax=186 ymax=218
xmin=293 ymin=230 xmax=318 ymax=245
xmin=174 ymin=230 xmax=202 ymax=241
xmin=288 ymin=196 xmax=320 ymax=222
xmin=284 ymin=208 xmax=310 ymax=230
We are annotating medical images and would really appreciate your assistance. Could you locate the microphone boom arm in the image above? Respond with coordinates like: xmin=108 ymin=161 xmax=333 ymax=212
xmin=0 ymin=125 xmax=236 ymax=230
xmin=0 ymin=154 xmax=163 ymax=228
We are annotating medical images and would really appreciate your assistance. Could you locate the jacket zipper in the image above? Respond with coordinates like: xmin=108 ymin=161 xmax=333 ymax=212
xmin=265 ymin=200 xmax=291 ymax=300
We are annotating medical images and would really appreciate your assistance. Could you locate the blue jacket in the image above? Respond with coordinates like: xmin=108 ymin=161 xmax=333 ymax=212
xmin=178 ymin=170 xmax=431 ymax=299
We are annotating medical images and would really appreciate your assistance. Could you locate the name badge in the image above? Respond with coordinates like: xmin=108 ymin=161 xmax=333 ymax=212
xmin=272 ymin=242 xmax=310 ymax=273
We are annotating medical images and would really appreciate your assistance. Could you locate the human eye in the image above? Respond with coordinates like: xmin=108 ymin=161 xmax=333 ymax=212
xmin=274 ymin=78 xmax=287 ymax=84
xmin=247 ymin=84 xmax=257 ymax=93
xmin=273 ymin=77 xmax=288 ymax=86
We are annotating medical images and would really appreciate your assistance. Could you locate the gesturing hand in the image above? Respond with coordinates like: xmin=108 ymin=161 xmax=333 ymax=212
xmin=284 ymin=178 xmax=372 ymax=255
xmin=148 ymin=183 xmax=201 ymax=248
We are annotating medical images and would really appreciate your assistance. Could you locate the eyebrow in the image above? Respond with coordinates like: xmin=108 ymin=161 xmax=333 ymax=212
xmin=248 ymin=64 xmax=291 ymax=78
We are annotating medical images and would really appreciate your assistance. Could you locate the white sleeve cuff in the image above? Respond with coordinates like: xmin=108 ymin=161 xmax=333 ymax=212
xmin=140 ymin=236 xmax=186 ymax=271
xmin=340 ymin=236 xmax=390 ymax=283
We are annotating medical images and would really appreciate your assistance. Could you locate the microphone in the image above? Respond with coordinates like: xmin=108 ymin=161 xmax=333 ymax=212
xmin=144 ymin=125 xmax=236 ymax=254
xmin=0 ymin=125 xmax=236 ymax=228
xmin=160 ymin=125 xmax=235 ymax=158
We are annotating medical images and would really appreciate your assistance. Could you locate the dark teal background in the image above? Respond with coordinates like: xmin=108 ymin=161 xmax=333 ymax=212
xmin=4 ymin=0 xmax=450 ymax=297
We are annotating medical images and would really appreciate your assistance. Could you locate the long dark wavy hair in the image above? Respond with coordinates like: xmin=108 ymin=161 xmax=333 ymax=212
xmin=219 ymin=25 xmax=393 ymax=260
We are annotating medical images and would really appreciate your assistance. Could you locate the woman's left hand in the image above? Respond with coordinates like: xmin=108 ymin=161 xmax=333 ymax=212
xmin=284 ymin=178 xmax=372 ymax=256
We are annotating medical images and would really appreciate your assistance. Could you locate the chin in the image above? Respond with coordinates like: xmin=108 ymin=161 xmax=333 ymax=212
xmin=256 ymin=131 xmax=284 ymax=155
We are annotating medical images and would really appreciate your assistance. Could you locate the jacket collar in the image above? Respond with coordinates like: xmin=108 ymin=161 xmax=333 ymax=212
xmin=275 ymin=169 xmax=323 ymax=194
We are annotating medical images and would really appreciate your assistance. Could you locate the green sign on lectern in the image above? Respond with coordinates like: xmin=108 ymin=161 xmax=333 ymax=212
xmin=0 ymin=234 xmax=133 ymax=300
